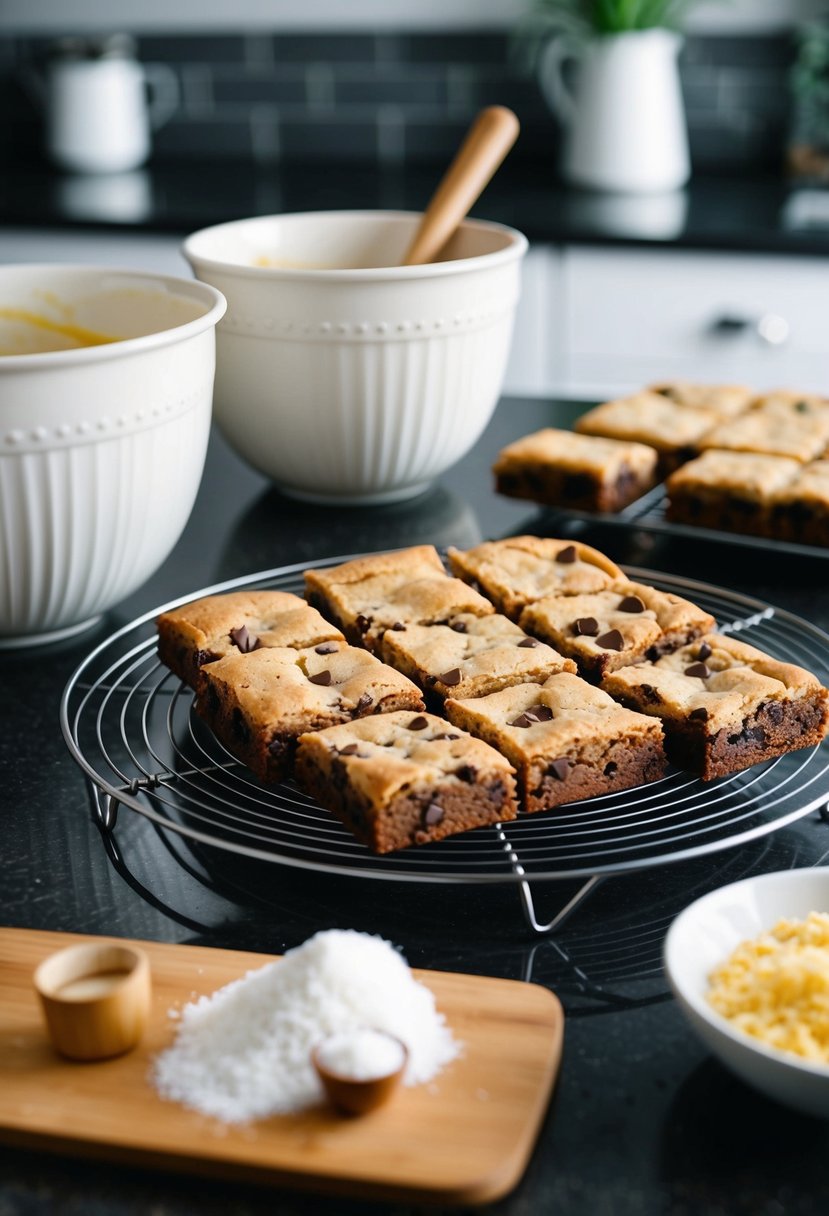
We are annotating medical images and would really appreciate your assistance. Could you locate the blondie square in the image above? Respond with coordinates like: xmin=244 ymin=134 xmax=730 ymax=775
xmin=519 ymin=582 xmax=715 ymax=681
xmin=197 ymin=642 xmax=424 ymax=784
xmin=378 ymin=610 xmax=576 ymax=701
xmin=768 ymin=460 xmax=829 ymax=547
xmin=492 ymin=427 xmax=658 ymax=513
xmin=447 ymin=536 xmax=623 ymax=621
xmin=699 ymin=394 xmax=829 ymax=463
xmin=445 ymin=673 xmax=666 ymax=813
xmin=602 ymin=634 xmax=829 ymax=780
xmin=305 ymin=546 xmax=493 ymax=651
xmin=647 ymin=381 xmax=753 ymax=418
xmin=157 ymin=590 xmax=344 ymax=689
xmin=295 ymin=710 xmax=518 ymax=853
xmin=574 ymin=392 xmax=719 ymax=473
xmin=666 ymin=450 xmax=802 ymax=538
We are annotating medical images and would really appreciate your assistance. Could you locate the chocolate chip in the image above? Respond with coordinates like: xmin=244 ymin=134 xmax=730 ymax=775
xmin=315 ymin=642 xmax=339 ymax=654
xmin=556 ymin=545 xmax=577 ymax=564
xmin=355 ymin=613 xmax=371 ymax=634
xmin=509 ymin=713 xmax=533 ymax=728
xmin=355 ymin=693 xmax=372 ymax=713
xmin=689 ymin=706 xmax=709 ymax=721
xmin=438 ymin=668 xmax=462 ymax=687
xmin=795 ymin=399 xmax=810 ymax=413
xmin=697 ymin=641 xmax=712 ymax=661
xmin=547 ymin=758 xmax=570 ymax=781
xmin=409 ymin=715 xmax=428 ymax=730
xmin=596 ymin=629 xmax=624 ymax=651
xmin=449 ymin=620 xmax=468 ymax=633
xmin=645 ymin=646 xmax=660 ymax=661
xmin=432 ymin=731 xmax=460 ymax=741
xmin=424 ymin=803 xmax=444 ymax=826
xmin=518 ymin=637 xmax=540 ymax=648
xmin=456 ymin=765 xmax=478 ymax=783
xmin=572 ymin=616 xmax=600 ymax=637
xmin=640 ymin=684 xmax=661 ymax=704
xmin=764 ymin=701 xmax=784 ymax=725
xmin=604 ymin=761 xmax=618 ymax=776
xmin=528 ymin=704 xmax=554 ymax=721
xmin=618 ymin=595 xmax=645 ymax=613
xmin=684 ymin=662 xmax=710 ymax=679
xmin=391 ymin=621 xmax=407 ymax=631
xmin=339 ymin=743 xmax=361 ymax=755
xmin=309 ymin=669 xmax=332 ymax=686
xmin=230 ymin=624 xmax=257 ymax=653
xmin=268 ymin=735 xmax=288 ymax=756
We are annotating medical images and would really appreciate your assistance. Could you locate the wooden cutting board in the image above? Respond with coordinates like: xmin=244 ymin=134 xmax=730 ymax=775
xmin=0 ymin=929 xmax=563 ymax=1207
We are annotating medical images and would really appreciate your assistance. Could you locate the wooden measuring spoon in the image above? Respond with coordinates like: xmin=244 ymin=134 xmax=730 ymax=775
xmin=402 ymin=105 xmax=520 ymax=267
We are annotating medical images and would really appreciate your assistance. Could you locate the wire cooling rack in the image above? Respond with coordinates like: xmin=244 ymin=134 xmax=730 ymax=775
xmin=61 ymin=557 xmax=829 ymax=935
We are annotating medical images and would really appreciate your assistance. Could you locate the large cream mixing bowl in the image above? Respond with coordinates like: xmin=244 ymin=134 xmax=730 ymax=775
xmin=184 ymin=210 xmax=527 ymax=505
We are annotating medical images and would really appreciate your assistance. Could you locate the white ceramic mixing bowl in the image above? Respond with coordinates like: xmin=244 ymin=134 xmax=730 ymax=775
xmin=183 ymin=210 xmax=527 ymax=504
xmin=0 ymin=265 xmax=226 ymax=645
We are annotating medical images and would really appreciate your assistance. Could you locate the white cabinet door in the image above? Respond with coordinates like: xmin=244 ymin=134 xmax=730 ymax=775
xmin=563 ymin=245 xmax=829 ymax=399
xmin=502 ymin=244 xmax=566 ymax=397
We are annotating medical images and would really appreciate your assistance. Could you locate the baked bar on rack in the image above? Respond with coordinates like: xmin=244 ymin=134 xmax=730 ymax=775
xmin=768 ymin=459 xmax=829 ymax=547
xmin=157 ymin=590 xmax=344 ymax=689
xmin=602 ymin=634 xmax=829 ymax=780
xmin=197 ymin=642 xmax=424 ymax=784
xmin=647 ymin=381 xmax=753 ymax=418
xmin=295 ymin=710 xmax=518 ymax=853
xmin=445 ymin=673 xmax=666 ymax=813
xmin=665 ymin=450 xmax=802 ymax=538
xmin=378 ymin=610 xmax=576 ymax=702
xmin=304 ymin=546 xmax=493 ymax=652
xmin=447 ymin=536 xmax=623 ymax=621
xmin=698 ymin=394 xmax=829 ymax=463
xmin=492 ymin=427 xmax=658 ymax=513
xmin=574 ymin=392 xmax=720 ymax=473
xmin=519 ymin=582 xmax=715 ymax=681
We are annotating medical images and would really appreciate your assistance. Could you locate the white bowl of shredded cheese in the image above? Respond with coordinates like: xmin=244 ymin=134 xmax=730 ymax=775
xmin=664 ymin=868 xmax=829 ymax=1119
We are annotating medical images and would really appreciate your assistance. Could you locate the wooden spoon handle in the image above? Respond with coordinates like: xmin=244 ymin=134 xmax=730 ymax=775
xmin=402 ymin=106 xmax=520 ymax=267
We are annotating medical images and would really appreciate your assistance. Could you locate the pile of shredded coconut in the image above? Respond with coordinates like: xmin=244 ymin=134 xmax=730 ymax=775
xmin=153 ymin=929 xmax=461 ymax=1123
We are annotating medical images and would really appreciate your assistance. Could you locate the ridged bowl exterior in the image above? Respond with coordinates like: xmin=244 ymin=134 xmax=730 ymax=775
xmin=0 ymin=328 xmax=216 ymax=640
xmin=186 ymin=213 xmax=526 ymax=503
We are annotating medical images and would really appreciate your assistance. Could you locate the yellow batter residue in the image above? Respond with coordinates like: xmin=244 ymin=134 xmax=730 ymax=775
xmin=707 ymin=910 xmax=829 ymax=1064
xmin=0 ymin=307 xmax=121 ymax=352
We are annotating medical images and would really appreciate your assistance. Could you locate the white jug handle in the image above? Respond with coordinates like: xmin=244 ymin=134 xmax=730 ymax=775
xmin=144 ymin=63 xmax=179 ymax=130
xmin=538 ymin=35 xmax=580 ymax=126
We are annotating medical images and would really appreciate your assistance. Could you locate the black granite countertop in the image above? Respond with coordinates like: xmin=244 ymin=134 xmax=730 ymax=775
xmin=4 ymin=159 xmax=829 ymax=256
xmin=2 ymin=395 xmax=829 ymax=1215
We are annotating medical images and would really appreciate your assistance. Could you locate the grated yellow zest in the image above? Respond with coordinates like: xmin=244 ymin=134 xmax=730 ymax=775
xmin=707 ymin=911 xmax=829 ymax=1064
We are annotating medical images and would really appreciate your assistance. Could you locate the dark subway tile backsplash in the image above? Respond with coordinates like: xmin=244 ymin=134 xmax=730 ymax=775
xmin=0 ymin=28 xmax=795 ymax=169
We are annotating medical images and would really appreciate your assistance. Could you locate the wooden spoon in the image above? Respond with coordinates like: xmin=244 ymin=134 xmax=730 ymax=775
xmin=402 ymin=105 xmax=520 ymax=267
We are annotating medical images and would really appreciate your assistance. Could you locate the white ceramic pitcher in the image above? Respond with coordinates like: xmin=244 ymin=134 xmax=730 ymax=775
xmin=540 ymin=29 xmax=690 ymax=194
xmin=39 ymin=36 xmax=179 ymax=174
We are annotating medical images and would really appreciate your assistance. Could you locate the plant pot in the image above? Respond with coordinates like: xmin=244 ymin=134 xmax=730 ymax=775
xmin=540 ymin=28 xmax=690 ymax=194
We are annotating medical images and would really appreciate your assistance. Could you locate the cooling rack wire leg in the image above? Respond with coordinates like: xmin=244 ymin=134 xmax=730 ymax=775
xmin=518 ymin=873 xmax=604 ymax=936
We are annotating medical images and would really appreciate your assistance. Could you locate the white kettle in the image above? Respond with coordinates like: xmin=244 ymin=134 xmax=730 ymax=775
xmin=41 ymin=35 xmax=178 ymax=174
xmin=540 ymin=29 xmax=690 ymax=194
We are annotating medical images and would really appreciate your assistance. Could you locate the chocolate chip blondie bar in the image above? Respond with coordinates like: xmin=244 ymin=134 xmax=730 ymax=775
xmin=447 ymin=536 xmax=623 ymax=621
xmin=295 ymin=711 xmax=518 ymax=852
xmin=648 ymin=381 xmax=753 ymax=418
xmin=666 ymin=450 xmax=802 ymax=538
xmin=574 ymin=392 xmax=720 ymax=474
xmin=198 ymin=642 xmax=424 ymax=783
xmin=602 ymin=634 xmax=829 ymax=780
xmin=157 ymin=590 xmax=344 ymax=689
xmin=699 ymin=394 xmax=829 ymax=463
xmin=305 ymin=546 xmax=493 ymax=652
xmin=768 ymin=459 xmax=829 ymax=547
xmin=445 ymin=673 xmax=666 ymax=813
xmin=519 ymin=582 xmax=715 ymax=681
xmin=378 ymin=611 xmax=576 ymax=702
xmin=493 ymin=427 xmax=658 ymax=513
